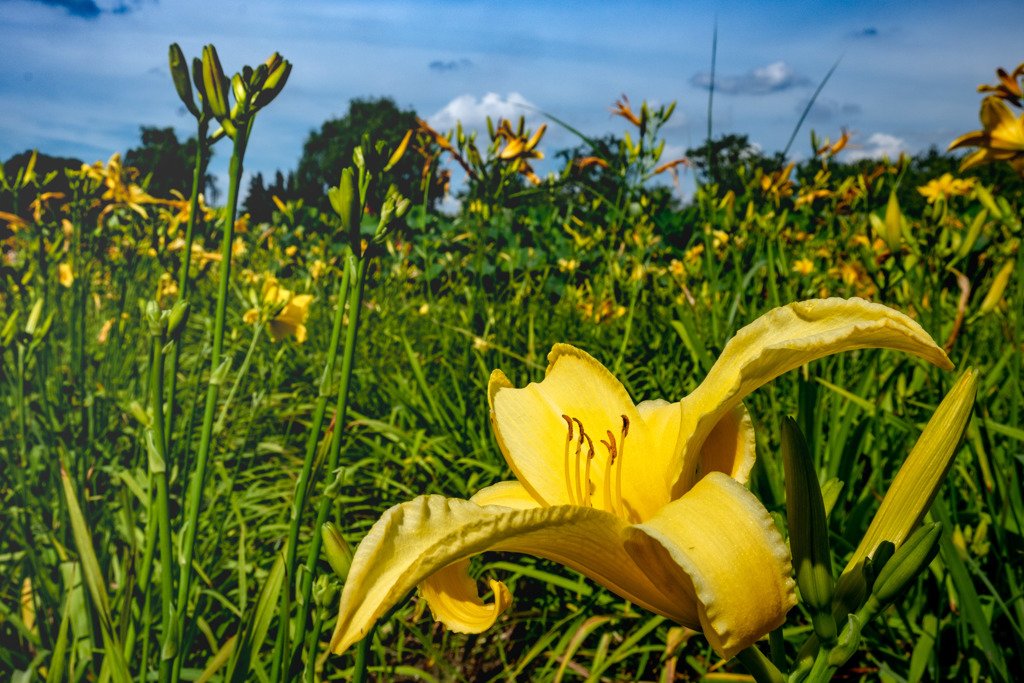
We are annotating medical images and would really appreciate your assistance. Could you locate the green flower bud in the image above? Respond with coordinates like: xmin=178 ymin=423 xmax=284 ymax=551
xmin=254 ymin=59 xmax=291 ymax=109
xmin=145 ymin=300 xmax=166 ymax=337
xmin=169 ymin=44 xmax=200 ymax=119
xmin=870 ymin=522 xmax=942 ymax=608
xmin=201 ymin=44 xmax=230 ymax=121
xmin=782 ymin=417 xmax=837 ymax=645
xmin=167 ymin=300 xmax=190 ymax=340
xmin=25 ymin=298 xmax=44 ymax=335
xmin=328 ymin=167 xmax=361 ymax=239
xmin=321 ymin=522 xmax=353 ymax=581
xmin=883 ymin=190 xmax=902 ymax=254
xmin=129 ymin=400 xmax=151 ymax=427
xmin=231 ymin=72 xmax=249 ymax=113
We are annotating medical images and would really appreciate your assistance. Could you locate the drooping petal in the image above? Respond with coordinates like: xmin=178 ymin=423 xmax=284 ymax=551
xmin=419 ymin=559 xmax=513 ymax=633
xmin=672 ymin=298 xmax=953 ymax=497
xmin=329 ymin=495 xmax=683 ymax=656
xmin=624 ymin=473 xmax=796 ymax=659
xmin=489 ymin=345 xmax=675 ymax=520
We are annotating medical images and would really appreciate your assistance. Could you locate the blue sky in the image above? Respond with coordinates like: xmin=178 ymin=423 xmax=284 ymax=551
xmin=2 ymin=0 xmax=1022 ymax=201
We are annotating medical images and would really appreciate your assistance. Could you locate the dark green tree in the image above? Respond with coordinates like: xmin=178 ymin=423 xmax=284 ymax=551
xmin=123 ymin=126 xmax=215 ymax=201
xmin=295 ymin=97 xmax=421 ymax=211
xmin=687 ymin=133 xmax=785 ymax=198
xmin=244 ymin=170 xmax=298 ymax=224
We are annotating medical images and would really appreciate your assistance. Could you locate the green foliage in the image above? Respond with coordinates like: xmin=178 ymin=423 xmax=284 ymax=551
xmin=295 ymin=97 xmax=421 ymax=211
xmin=123 ymin=126 xmax=215 ymax=200
xmin=1 ymin=73 xmax=1023 ymax=683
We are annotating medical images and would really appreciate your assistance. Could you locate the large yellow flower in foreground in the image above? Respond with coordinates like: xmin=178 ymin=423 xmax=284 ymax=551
xmin=330 ymin=298 xmax=952 ymax=660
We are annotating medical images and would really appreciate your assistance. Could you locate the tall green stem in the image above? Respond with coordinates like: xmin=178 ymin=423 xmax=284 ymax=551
xmin=171 ymin=125 xmax=249 ymax=683
xmin=272 ymin=263 xmax=352 ymax=683
xmin=148 ymin=334 xmax=174 ymax=683
xmin=290 ymin=253 xmax=368 ymax=667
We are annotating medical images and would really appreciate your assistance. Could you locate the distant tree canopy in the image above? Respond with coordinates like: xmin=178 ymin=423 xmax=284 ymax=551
xmin=295 ymin=97 xmax=421 ymax=211
xmin=124 ymin=126 xmax=214 ymax=201
xmin=243 ymin=170 xmax=297 ymax=224
xmin=686 ymin=133 xmax=785 ymax=198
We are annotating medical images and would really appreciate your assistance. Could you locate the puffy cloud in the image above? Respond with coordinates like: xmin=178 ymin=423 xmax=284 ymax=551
xmin=428 ymin=92 xmax=537 ymax=131
xmin=844 ymin=133 xmax=910 ymax=161
xmin=690 ymin=61 xmax=809 ymax=95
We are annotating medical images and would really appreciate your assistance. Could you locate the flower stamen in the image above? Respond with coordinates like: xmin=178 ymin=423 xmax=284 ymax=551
xmin=582 ymin=433 xmax=595 ymax=506
xmin=618 ymin=416 xmax=629 ymax=520
xmin=572 ymin=418 xmax=585 ymax=506
xmin=561 ymin=414 xmax=575 ymax=505
xmin=601 ymin=431 xmax=617 ymax=516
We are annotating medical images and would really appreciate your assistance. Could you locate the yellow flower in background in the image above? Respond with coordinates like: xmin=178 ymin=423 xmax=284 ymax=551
xmin=245 ymin=276 xmax=314 ymax=343
xmin=59 ymin=263 xmax=74 ymax=287
xmin=917 ymin=173 xmax=975 ymax=203
xmin=684 ymin=244 xmax=705 ymax=265
xmin=948 ymin=96 xmax=1024 ymax=175
xmin=792 ymin=258 xmax=815 ymax=275
xmin=977 ymin=62 xmax=1024 ymax=106
xmin=760 ymin=163 xmax=795 ymax=204
xmin=330 ymin=298 xmax=953 ymax=661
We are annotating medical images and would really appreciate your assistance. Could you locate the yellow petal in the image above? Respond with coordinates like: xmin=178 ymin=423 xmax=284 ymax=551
xmin=329 ymin=495 xmax=681 ymax=656
xmin=673 ymin=298 xmax=953 ymax=497
xmin=624 ymin=473 xmax=796 ymax=659
xmin=419 ymin=559 xmax=513 ymax=633
xmin=489 ymin=345 xmax=676 ymax=520
xmin=832 ymin=369 xmax=978 ymax=617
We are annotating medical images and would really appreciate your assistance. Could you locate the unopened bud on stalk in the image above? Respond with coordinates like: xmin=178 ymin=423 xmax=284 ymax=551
xmin=169 ymin=43 xmax=200 ymax=119
xmin=255 ymin=58 xmax=291 ymax=109
xmin=883 ymin=190 xmax=903 ymax=255
xmin=322 ymin=522 xmax=353 ymax=581
xmin=980 ymin=259 xmax=1015 ymax=313
xmin=145 ymin=300 xmax=165 ymax=337
xmin=202 ymin=44 xmax=230 ymax=121
xmin=167 ymin=300 xmax=190 ymax=340
xmin=869 ymin=522 xmax=942 ymax=610
xmin=833 ymin=370 xmax=977 ymax=620
xmin=782 ymin=417 xmax=837 ymax=645
xmin=329 ymin=167 xmax=361 ymax=243
xmin=25 ymin=298 xmax=44 ymax=335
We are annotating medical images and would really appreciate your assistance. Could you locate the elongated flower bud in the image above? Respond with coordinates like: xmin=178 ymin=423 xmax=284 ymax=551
xmin=167 ymin=300 xmax=190 ymax=340
xmin=870 ymin=522 xmax=942 ymax=609
xmin=782 ymin=417 xmax=837 ymax=645
xmin=883 ymin=190 xmax=903 ymax=254
xmin=328 ymin=167 xmax=360 ymax=239
xmin=980 ymin=259 xmax=1015 ymax=313
xmin=169 ymin=43 xmax=200 ymax=119
xmin=202 ymin=44 xmax=230 ymax=121
xmin=322 ymin=522 xmax=353 ymax=581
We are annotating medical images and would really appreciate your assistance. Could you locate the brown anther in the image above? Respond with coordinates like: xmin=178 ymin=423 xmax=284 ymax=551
xmin=562 ymin=414 xmax=573 ymax=439
xmin=621 ymin=414 xmax=630 ymax=437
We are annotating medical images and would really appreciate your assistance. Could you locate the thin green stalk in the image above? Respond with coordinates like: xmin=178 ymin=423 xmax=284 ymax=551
xmin=171 ymin=125 xmax=249 ymax=683
xmin=272 ymin=264 xmax=352 ymax=682
xmin=213 ymin=321 xmax=265 ymax=435
xmin=352 ymin=626 xmax=374 ymax=683
xmin=165 ymin=121 xmax=211 ymax=456
xmin=149 ymin=334 xmax=174 ymax=683
xmin=290 ymin=253 xmax=368 ymax=666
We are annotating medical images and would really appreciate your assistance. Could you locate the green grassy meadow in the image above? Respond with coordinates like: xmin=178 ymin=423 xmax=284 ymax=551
xmin=1 ymin=46 xmax=1023 ymax=683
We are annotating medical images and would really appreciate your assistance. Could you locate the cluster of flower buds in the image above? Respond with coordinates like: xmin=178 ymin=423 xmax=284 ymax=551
xmin=168 ymin=43 xmax=291 ymax=141
xmin=328 ymin=134 xmax=412 ymax=255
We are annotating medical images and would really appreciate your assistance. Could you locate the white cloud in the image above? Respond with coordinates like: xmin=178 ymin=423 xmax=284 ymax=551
xmin=844 ymin=133 xmax=910 ymax=161
xmin=691 ymin=61 xmax=809 ymax=96
xmin=428 ymin=92 xmax=538 ymax=132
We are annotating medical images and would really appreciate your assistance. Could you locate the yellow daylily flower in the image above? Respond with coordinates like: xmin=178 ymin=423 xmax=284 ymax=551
xmin=792 ymin=258 xmax=815 ymax=275
xmin=247 ymin=276 xmax=314 ymax=343
xmin=330 ymin=298 xmax=952 ymax=661
xmin=59 ymin=263 xmax=74 ymax=287
xmin=948 ymin=96 xmax=1024 ymax=175
xmin=917 ymin=173 xmax=975 ymax=203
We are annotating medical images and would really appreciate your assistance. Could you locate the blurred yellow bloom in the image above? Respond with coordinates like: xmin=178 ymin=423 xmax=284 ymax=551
xmin=608 ymin=94 xmax=643 ymax=127
xmin=669 ymin=259 xmax=685 ymax=277
xmin=310 ymin=259 xmax=327 ymax=280
xmin=712 ymin=230 xmax=729 ymax=250
xmin=557 ymin=258 xmax=578 ymax=274
xmin=97 ymin=318 xmax=115 ymax=344
xmin=285 ymin=245 xmax=298 ymax=257
xmin=684 ymin=244 xmax=705 ymax=265
xmin=329 ymin=299 xmax=952 ymax=661
xmin=948 ymin=96 xmax=1024 ymax=175
xmin=917 ymin=173 xmax=975 ymax=203
xmin=760 ymin=163 xmax=795 ymax=204
xmin=59 ymin=263 xmax=74 ymax=287
xmin=247 ymin=276 xmax=314 ymax=343
xmin=977 ymin=62 xmax=1024 ymax=106
xmin=792 ymin=258 xmax=814 ymax=275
